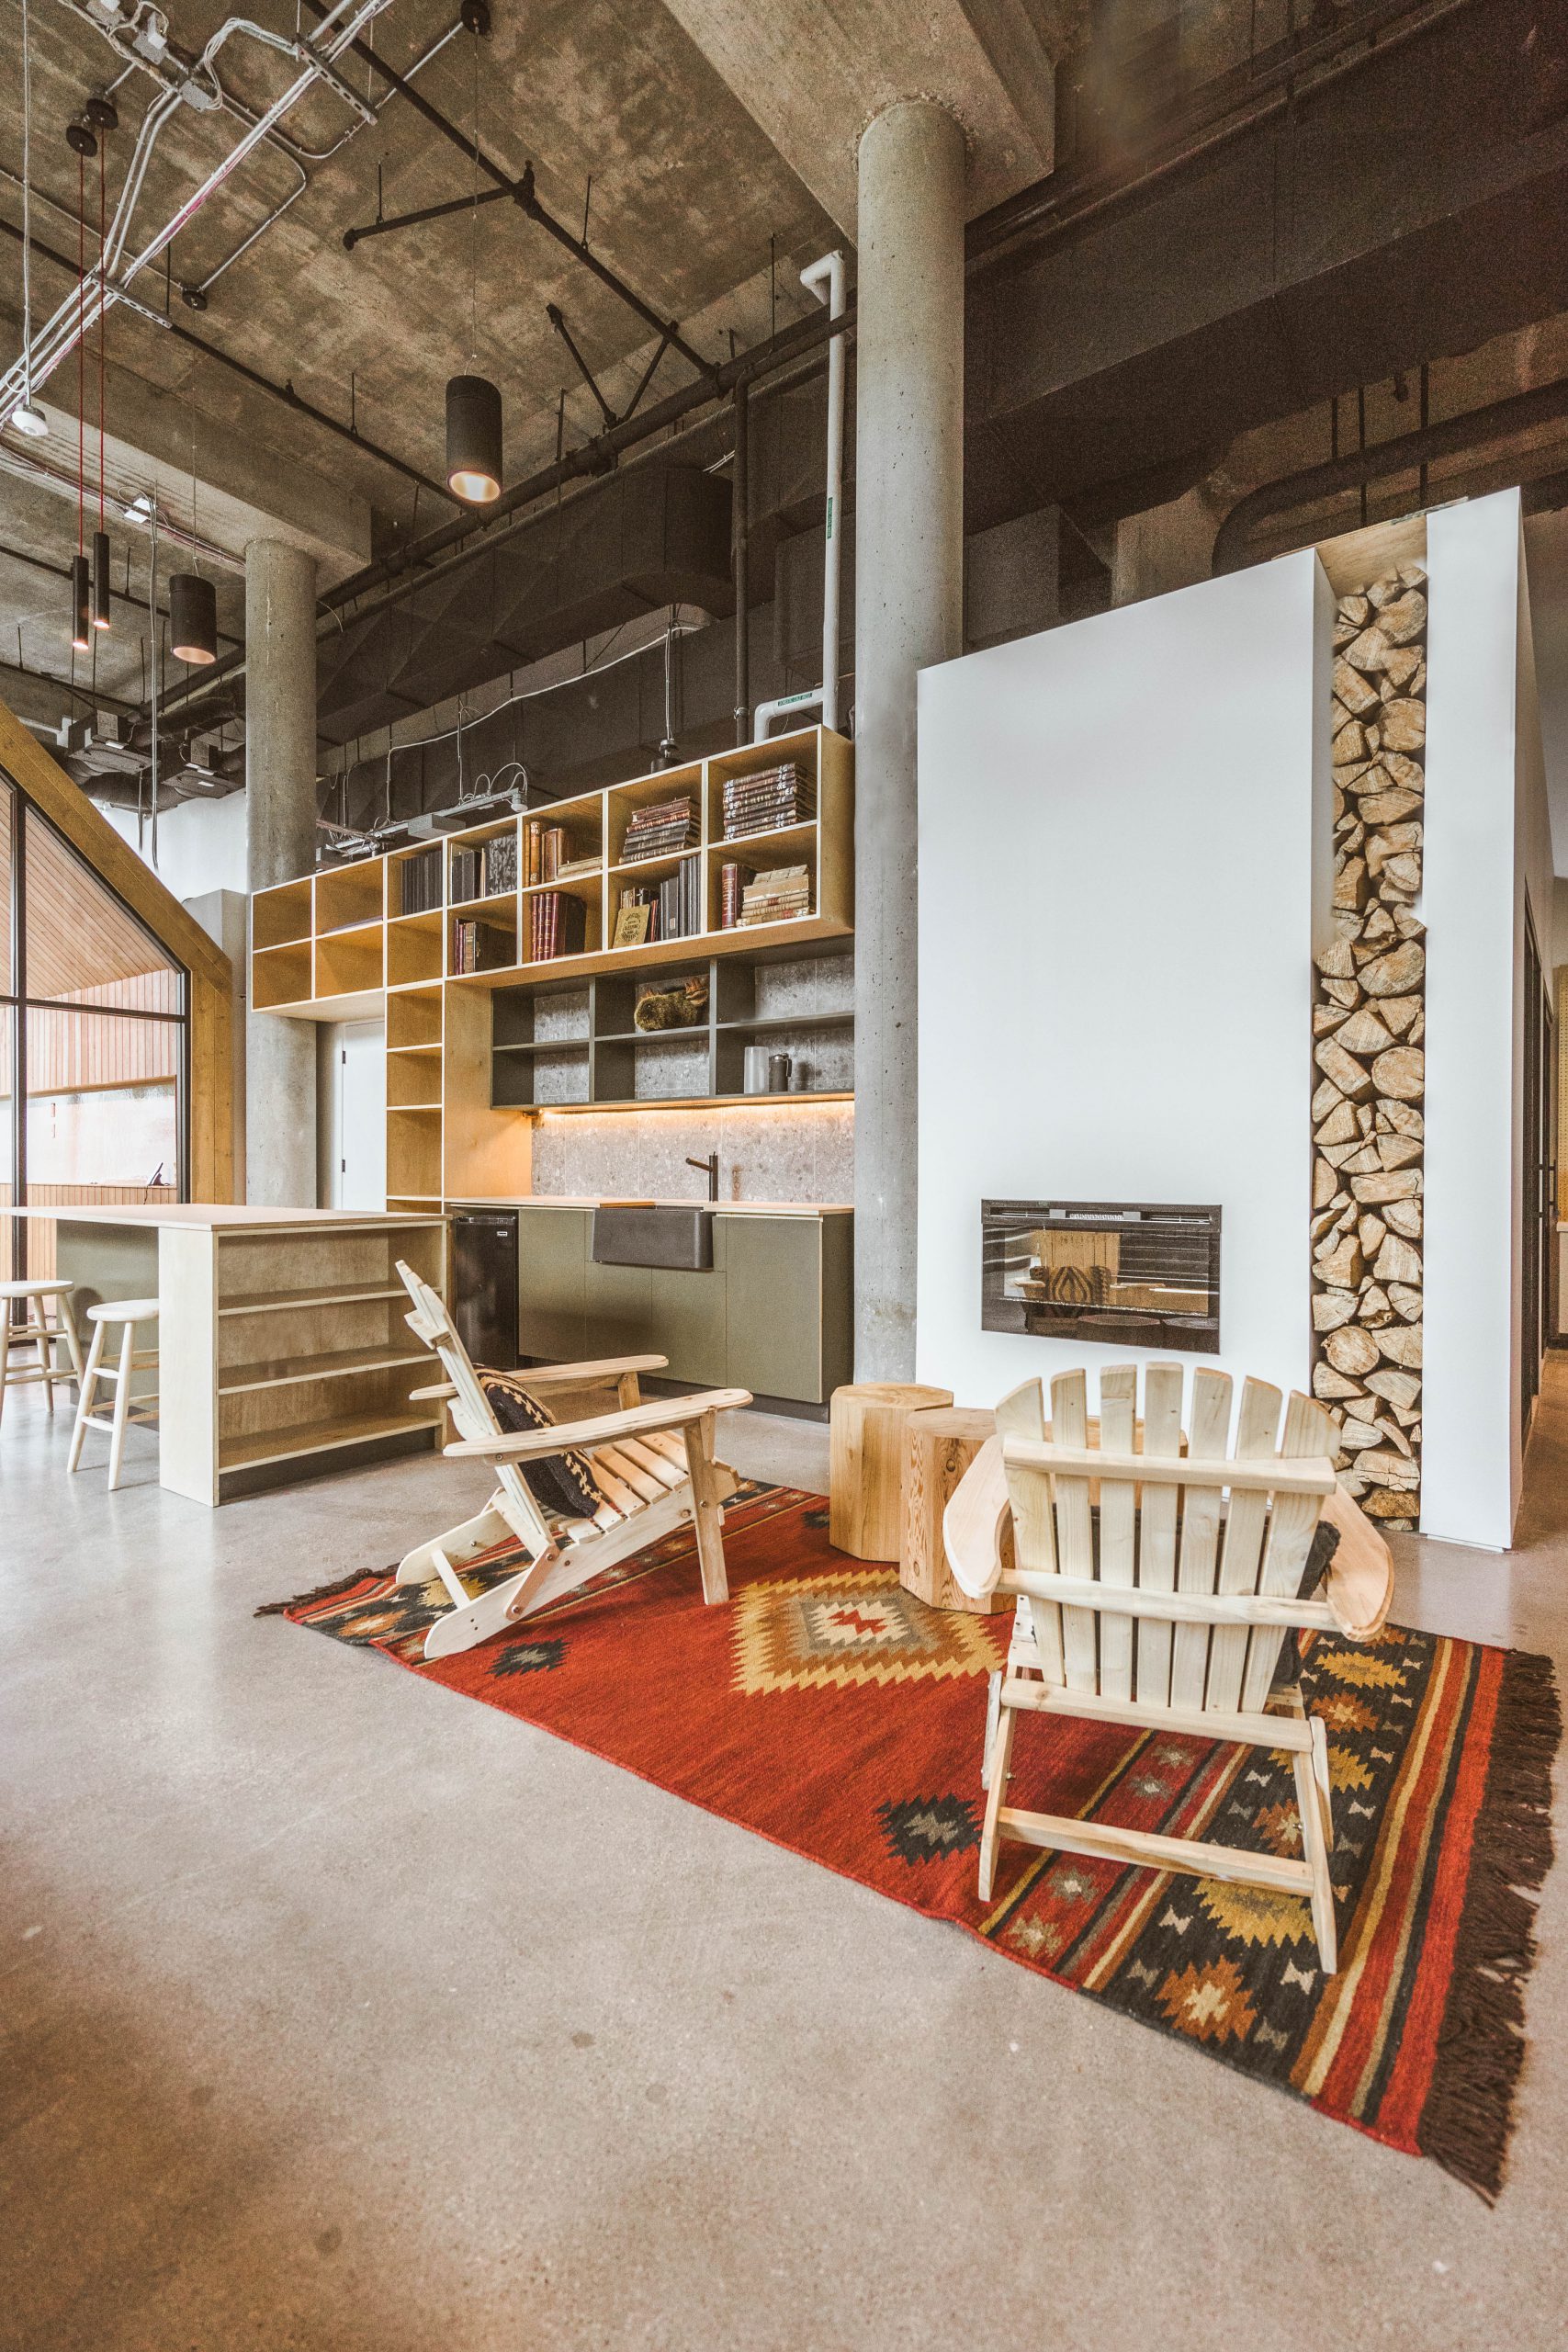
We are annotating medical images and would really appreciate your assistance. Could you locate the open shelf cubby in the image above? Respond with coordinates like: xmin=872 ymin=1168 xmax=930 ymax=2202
xmin=489 ymin=934 xmax=853 ymax=1112
xmin=252 ymin=727 xmax=851 ymax=1012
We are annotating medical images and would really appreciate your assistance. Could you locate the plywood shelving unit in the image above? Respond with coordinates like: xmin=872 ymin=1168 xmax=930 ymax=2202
xmin=249 ymin=725 xmax=853 ymax=1193
xmin=159 ymin=1214 xmax=448 ymax=1503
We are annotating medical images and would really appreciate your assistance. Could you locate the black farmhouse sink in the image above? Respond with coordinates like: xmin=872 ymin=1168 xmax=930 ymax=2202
xmin=591 ymin=1204 xmax=714 ymax=1272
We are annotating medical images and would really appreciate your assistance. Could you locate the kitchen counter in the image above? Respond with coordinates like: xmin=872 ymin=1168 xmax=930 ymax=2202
xmin=23 ymin=1205 xmax=448 ymax=1504
xmin=453 ymin=1196 xmax=852 ymax=1218
xmin=460 ymin=1197 xmax=853 ymax=1408
xmin=9 ymin=1202 xmax=434 ymax=1230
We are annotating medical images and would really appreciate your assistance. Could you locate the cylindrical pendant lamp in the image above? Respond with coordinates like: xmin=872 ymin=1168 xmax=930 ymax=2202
xmin=170 ymin=571 xmax=217 ymax=664
xmin=446 ymin=372 xmax=502 ymax=502
xmin=69 ymin=551 xmax=90 ymax=649
xmin=91 ymin=527 xmax=110 ymax=630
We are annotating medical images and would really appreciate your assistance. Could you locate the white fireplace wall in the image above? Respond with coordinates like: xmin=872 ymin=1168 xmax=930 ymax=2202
xmin=915 ymin=548 xmax=1332 ymax=1409
xmin=1423 ymin=491 xmax=1554 ymax=1549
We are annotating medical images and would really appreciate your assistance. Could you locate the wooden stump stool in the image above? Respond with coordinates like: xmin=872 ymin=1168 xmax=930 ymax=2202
xmin=829 ymin=1381 xmax=952 ymax=1560
xmin=901 ymin=1406 xmax=1007 ymax=1615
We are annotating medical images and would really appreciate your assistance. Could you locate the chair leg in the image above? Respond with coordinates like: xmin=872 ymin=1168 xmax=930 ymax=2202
xmin=67 ymin=1319 xmax=107 ymax=1473
xmin=107 ymin=1320 xmax=135 ymax=1491
xmin=977 ymin=1702 xmax=1019 ymax=1903
xmin=35 ymin=1295 xmax=55 ymax=1414
xmin=55 ymin=1295 xmax=85 ymax=1388
xmin=682 ymin=1411 xmax=729 ymax=1604
xmin=1294 ymin=1714 xmax=1338 ymax=1973
xmin=980 ymin=1668 xmax=1002 ymax=1792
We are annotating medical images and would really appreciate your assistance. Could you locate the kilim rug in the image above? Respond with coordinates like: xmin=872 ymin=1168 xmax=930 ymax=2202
xmin=265 ymin=1486 xmax=1560 ymax=2199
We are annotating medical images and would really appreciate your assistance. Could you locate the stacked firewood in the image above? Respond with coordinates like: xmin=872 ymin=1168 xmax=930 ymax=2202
xmin=1311 ymin=560 xmax=1427 ymax=1532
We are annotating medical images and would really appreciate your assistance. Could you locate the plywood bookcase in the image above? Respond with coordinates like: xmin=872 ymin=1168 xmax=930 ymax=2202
xmin=159 ymin=1215 xmax=448 ymax=1503
xmin=249 ymin=726 xmax=853 ymax=1196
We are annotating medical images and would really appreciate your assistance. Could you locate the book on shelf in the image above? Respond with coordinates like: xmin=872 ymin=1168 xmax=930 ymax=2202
xmin=718 ymin=860 xmax=743 ymax=930
xmin=483 ymin=832 xmax=518 ymax=895
xmin=737 ymin=865 xmax=812 ymax=927
xmin=616 ymin=853 xmax=703 ymax=944
xmin=721 ymin=762 xmax=817 ymax=842
xmin=557 ymin=853 xmax=600 ymax=882
xmin=614 ymin=901 xmax=652 ymax=947
xmin=621 ymin=796 xmax=699 ymax=861
xmin=450 ymin=917 xmax=514 ymax=974
xmin=525 ymin=820 xmax=543 ymax=887
xmin=400 ymin=845 xmax=442 ymax=915
xmin=527 ymin=890 xmax=588 ymax=962
xmin=449 ymin=844 xmax=484 ymax=904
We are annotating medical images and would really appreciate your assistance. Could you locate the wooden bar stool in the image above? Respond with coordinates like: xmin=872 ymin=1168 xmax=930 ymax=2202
xmin=68 ymin=1299 xmax=160 ymax=1491
xmin=0 ymin=1279 xmax=85 ymax=1423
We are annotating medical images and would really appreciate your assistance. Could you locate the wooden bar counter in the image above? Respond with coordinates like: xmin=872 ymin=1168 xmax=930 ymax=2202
xmin=12 ymin=1204 xmax=448 ymax=1505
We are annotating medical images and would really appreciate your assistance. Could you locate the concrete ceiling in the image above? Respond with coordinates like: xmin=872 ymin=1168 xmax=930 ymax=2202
xmin=0 ymin=0 xmax=852 ymax=709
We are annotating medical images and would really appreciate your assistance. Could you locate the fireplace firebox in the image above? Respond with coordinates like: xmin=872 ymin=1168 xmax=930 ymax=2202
xmin=981 ymin=1200 xmax=1222 ymax=1352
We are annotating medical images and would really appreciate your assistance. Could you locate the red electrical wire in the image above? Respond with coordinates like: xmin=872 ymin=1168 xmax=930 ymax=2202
xmin=97 ymin=140 xmax=106 ymax=532
xmin=76 ymin=148 xmax=85 ymax=554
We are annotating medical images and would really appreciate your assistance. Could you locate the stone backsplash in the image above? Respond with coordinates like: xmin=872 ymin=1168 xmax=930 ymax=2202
xmin=529 ymin=1097 xmax=855 ymax=1204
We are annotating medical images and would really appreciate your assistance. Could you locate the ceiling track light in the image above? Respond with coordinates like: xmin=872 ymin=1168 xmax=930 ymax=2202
xmin=170 ymin=571 xmax=217 ymax=664
xmin=446 ymin=372 xmax=502 ymax=503
xmin=69 ymin=551 xmax=90 ymax=650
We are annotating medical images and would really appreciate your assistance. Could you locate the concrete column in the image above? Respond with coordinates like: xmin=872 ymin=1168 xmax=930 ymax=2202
xmin=852 ymin=99 xmax=966 ymax=1379
xmin=244 ymin=537 xmax=319 ymax=1207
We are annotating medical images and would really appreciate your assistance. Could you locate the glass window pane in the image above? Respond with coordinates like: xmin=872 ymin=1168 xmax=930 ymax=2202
xmin=24 ymin=1006 xmax=179 ymax=1211
xmin=23 ymin=806 xmax=182 ymax=1012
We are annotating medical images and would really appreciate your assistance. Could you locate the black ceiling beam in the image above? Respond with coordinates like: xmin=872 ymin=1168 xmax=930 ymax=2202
xmin=547 ymin=302 xmax=617 ymax=429
xmin=343 ymin=180 xmax=513 ymax=249
xmin=308 ymin=0 xmax=715 ymax=388
xmin=0 ymin=219 xmax=460 ymax=512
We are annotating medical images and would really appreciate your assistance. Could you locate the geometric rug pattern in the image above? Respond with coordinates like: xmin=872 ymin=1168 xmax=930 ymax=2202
xmin=267 ymin=1487 xmax=1559 ymax=2199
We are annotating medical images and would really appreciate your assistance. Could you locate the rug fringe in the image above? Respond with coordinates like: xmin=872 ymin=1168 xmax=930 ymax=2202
xmin=1419 ymin=1647 xmax=1562 ymax=2201
xmin=254 ymin=1567 xmax=384 ymax=1618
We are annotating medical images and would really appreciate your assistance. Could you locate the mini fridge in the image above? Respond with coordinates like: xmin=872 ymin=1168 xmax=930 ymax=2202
xmin=451 ymin=1208 xmax=519 ymax=1371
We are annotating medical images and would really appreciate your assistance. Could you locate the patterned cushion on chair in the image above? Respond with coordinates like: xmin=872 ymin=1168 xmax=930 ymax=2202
xmin=476 ymin=1370 xmax=608 ymax=1522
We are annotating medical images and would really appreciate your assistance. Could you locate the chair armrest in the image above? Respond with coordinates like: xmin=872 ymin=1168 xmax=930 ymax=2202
xmin=1319 ymin=1485 xmax=1395 ymax=1639
xmin=444 ymin=1386 xmax=752 ymax=1462
xmin=512 ymin=1353 xmax=669 ymax=1390
xmin=409 ymin=1380 xmax=457 ymax=1402
xmin=943 ymin=1436 xmax=1011 ymax=1600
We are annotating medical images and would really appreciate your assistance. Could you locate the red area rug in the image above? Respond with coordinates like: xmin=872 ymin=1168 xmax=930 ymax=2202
xmin=265 ymin=1487 xmax=1559 ymax=2199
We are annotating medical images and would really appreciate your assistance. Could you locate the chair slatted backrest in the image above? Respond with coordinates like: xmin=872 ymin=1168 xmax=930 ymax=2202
xmin=396 ymin=1260 xmax=569 ymax=1553
xmin=997 ymin=1364 xmax=1337 ymax=1716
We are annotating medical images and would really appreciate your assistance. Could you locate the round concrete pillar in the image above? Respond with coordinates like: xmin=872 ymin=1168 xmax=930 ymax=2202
xmin=244 ymin=536 xmax=320 ymax=1207
xmin=852 ymin=99 xmax=966 ymax=1380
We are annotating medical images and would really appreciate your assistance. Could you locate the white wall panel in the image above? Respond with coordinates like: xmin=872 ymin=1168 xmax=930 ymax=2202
xmin=915 ymin=551 xmax=1328 ymax=1413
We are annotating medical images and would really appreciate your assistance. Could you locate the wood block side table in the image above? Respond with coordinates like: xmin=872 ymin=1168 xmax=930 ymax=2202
xmin=829 ymin=1381 xmax=953 ymax=1560
xmin=901 ymin=1406 xmax=1008 ymax=1615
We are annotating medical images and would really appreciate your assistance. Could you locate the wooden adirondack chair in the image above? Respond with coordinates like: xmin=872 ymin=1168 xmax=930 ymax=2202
xmin=393 ymin=1260 xmax=752 ymax=1660
xmin=944 ymin=1364 xmax=1395 ymax=1972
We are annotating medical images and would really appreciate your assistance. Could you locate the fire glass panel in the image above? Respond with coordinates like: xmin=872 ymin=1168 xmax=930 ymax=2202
xmin=981 ymin=1199 xmax=1221 ymax=1353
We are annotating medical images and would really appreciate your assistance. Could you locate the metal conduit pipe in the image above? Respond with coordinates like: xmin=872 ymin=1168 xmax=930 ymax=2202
xmin=1211 ymin=376 xmax=1568 ymax=572
xmin=1 ymin=0 xmax=393 ymax=424
xmin=0 ymin=218 xmax=459 ymax=508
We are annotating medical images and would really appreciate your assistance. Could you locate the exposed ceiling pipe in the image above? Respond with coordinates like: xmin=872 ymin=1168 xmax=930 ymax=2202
xmin=0 ymin=0 xmax=395 ymax=428
xmin=152 ymin=301 xmax=855 ymax=728
xmin=0 ymin=217 xmax=459 ymax=508
xmin=1212 ymin=375 xmax=1568 ymax=571
xmin=766 ymin=246 xmax=847 ymax=741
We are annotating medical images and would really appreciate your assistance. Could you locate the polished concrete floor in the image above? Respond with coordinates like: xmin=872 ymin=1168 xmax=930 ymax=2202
xmin=2 ymin=1372 xmax=1565 ymax=2352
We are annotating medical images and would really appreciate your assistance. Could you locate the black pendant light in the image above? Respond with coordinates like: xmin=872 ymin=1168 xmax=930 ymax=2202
xmin=170 ymin=571 xmax=217 ymax=665
xmin=92 ymin=530 xmax=110 ymax=630
xmin=70 ymin=552 xmax=90 ymax=650
xmin=445 ymin=32 xmax=502 ymax=505
xmin=446 ymin=371 xmax=502 ymax=502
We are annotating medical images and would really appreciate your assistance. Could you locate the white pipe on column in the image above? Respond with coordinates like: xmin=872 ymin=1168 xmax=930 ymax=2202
xmin=798 ymin=249 xmax=846 ymax=734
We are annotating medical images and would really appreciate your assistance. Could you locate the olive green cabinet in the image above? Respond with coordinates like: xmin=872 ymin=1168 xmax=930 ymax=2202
xmin=515 ymin=1207 xmax=851 ymax=1405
